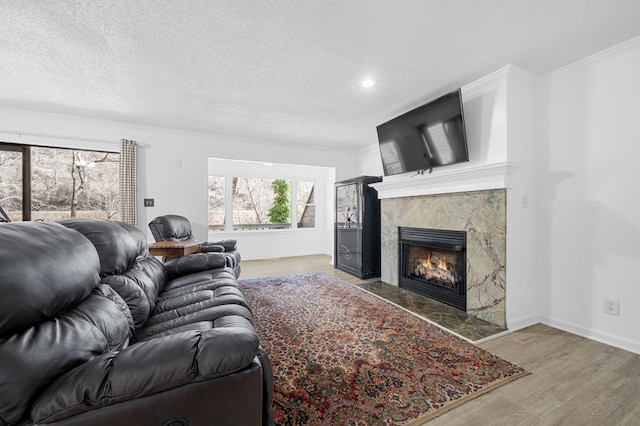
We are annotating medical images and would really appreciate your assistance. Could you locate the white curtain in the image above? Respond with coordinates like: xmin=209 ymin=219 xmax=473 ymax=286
xmin=119 ymin=139 xmax=138 ymax=226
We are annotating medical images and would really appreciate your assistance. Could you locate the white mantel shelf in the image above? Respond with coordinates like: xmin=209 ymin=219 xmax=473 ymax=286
xmin=370 ymin=162 xmax=522 ymax=199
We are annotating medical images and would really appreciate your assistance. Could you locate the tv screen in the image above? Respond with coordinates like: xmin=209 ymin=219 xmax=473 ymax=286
xmin=376 ymin=89 xmax=469 ymax=176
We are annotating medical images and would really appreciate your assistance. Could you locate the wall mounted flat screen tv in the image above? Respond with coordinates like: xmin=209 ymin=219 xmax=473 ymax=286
xmin=376 ymin=89 xmax=469 ymax=176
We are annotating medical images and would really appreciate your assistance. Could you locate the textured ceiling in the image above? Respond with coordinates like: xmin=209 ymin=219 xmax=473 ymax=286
xmin=2 ymin=1 xmax=640 ymax=149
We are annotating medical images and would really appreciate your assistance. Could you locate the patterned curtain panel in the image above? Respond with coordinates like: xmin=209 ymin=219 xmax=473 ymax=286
xmin=119 ymin=139 xmax=138 ymax=226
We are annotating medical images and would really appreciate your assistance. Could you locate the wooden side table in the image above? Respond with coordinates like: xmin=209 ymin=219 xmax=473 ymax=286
xmin=148 ymin=241 xmax=201 ymax=258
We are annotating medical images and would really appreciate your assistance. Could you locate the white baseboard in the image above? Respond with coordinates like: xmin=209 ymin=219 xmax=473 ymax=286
xmin=506 ymin=313 xmax=542 ymax=332
xmin=539 ymin=315 xmax=640 ymax=355
xmin=241 ymin=251 xmax=331 ymax=261
xmin=506 ymin=314 xmax=640 ymax=355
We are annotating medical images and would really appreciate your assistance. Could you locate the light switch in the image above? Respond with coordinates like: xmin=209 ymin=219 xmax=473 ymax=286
xmin=144 ymin=198 xmax=154 ymax=207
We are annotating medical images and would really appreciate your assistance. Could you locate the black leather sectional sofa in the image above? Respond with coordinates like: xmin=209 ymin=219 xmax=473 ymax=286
xmin=0 ymin=219 xmax=273 ymax=426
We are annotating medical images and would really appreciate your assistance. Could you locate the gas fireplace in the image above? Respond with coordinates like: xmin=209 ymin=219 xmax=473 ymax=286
xmin=398 ymin=227 xmax=467 ymax=311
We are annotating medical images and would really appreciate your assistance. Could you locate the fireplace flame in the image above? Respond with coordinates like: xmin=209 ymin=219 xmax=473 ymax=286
xmin=421 ymin=252 xmax=448 ymax=272
xmin=412 ymin=248 xmax=456 ymax=288
xmin=423 ymin=252 xmax=433 ymax=269
xmin=417 ymin=251 xmax=451 ymax=281
xmin=438 ymin=258 xmax=448 ymax=272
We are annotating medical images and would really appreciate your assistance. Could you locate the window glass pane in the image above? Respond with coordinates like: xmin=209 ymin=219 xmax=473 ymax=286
xmin=208 ymin=175 xmax=225 ymax=231
xmin=0 ymin=149 xmax=22 ymax=222
xmin=297 ymin=180 xmax=315 ymax=228
xmin=31 ymin=147 xmax=119 ymax=221
xmin=232 ymin=177 xmax=292 ymax=230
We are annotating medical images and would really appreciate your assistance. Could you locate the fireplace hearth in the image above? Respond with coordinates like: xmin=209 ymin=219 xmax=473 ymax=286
xmin=399 ymin=227 xmax=466 ymax=311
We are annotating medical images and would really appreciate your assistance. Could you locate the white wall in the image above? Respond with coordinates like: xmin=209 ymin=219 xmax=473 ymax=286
xmin=0 ymin=107 xmax=361 ymax=259
xmin=504 ymin=67 xmax=540 ymax=329
xmin=357 ymin=143 xmax=384 ymax=176
xmin=462 ymin=68 xmax=509 ymax=167
xmin=537 ymin=37 xmax=640 ymax=354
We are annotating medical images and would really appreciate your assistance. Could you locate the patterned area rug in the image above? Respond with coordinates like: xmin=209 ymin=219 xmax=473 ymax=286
xmin=240 ymin=272 xmax=527 ymax=425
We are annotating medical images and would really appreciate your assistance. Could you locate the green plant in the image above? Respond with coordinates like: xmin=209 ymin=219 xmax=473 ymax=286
xmin=268 ymin=179 xmax=290 ymax=223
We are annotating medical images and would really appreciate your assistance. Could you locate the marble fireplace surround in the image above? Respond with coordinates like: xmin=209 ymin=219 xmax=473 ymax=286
xmin=379 ymin=189 xmax=507 ymax=328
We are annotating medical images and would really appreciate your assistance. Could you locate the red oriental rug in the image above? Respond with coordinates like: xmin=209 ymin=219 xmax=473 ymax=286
xmin=240 ymin=272 xmax=527 ymax=425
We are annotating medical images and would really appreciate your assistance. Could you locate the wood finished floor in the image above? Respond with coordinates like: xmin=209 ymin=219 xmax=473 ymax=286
xmin=241 ymin=254 xmax=640 ymax=425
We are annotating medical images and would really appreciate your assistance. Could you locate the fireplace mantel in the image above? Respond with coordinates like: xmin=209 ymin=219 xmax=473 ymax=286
xmin=370 ymin=162 xmax=522 ymax=199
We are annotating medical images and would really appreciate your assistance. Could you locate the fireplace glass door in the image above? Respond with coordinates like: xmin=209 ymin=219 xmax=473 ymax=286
xmin=399 ymin=227 xmax=466 ymax=311
xmin=408 ymin=245 xmax=458 ymax=289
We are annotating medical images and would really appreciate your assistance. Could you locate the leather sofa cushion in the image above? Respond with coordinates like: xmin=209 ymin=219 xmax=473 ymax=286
xmin=0 ymin=285 xmax=132 ymax=425
xmin=163 ymin=252 xmax=227 ymax=278
xmin=161 ymin=270 xmax=237 ymax=295
xmin=0 ymin=221 xmax=100 ymax=338
xmin=101 ymin=274 xmax=151 ymax=334
xmin=59 ymin=218 xmax=143 ymax=277
xmin=121 ymin=259 xmax=165 ymax=316
xmin=30 ymin=326 xmax=260 ymax=424
xmin=202 ymin=239 xmax=237 ymax=252
xmin=133 ymin=304 xmax=254 ymax=342
xmin=136 ymin=320 xmax=214 ymax=340
xmin=115 ymin=220 xmax=150 ymax=259
xmin=100 ymin=257 xmax=166 ymax=333
xmin=147 ymin=287 xmax=248 ymax=327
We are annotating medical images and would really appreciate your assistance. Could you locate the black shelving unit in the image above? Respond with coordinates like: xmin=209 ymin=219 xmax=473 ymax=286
xmin=334 ymin=176 xmax=382 ymax=279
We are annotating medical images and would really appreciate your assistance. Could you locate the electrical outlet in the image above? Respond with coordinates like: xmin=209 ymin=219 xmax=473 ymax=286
xmin=603 ymin=298 xmax=620 ymax=316
xmin=143 ymin=198 xmax=154 ymax=207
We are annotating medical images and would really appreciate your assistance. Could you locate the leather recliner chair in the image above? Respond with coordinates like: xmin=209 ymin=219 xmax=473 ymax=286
xmin=149 ymin=214 xmax=241 ymax=278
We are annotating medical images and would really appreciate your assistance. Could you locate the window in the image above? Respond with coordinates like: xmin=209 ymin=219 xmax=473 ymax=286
xmin=207 ymin=159 xmax=321 ymax=233
xmin=0 ymin=142 xmax=119 ymax=222
xmin=208 ymin=175 xmax=225 ymax=230
xmin=0 ymin=146 xmax=24 ymax=221
xmin=297 ymin=180 xmax=315 ymax=228
xmin=232 ymin=177 xmax=292 ymax=230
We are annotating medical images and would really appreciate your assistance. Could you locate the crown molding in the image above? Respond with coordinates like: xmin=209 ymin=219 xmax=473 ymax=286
xmin=548 ymin=35 xmax=640 ymax=78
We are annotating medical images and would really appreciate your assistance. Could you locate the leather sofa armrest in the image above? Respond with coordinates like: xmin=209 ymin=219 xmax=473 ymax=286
xmin=163 ymin=252 xmax=227 ymax=278
xmin=207 ymin=239 xmax=237 ymax=252
xmin=200 ymin=242 xmax=225 ymax=253
xmin=31 ymin=327 xmax=260 ymax=424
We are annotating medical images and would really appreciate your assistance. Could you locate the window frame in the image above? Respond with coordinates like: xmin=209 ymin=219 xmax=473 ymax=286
xmin=0 ymin=141 xmax=119 ymax=222
xmin=209 ymin=174 xmax=316 ymax=232
xmin=208 ymin=158 xmax=325 ymax=234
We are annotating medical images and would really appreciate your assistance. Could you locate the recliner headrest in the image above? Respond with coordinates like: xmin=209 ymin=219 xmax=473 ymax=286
xmin=148 ymin=214 xmax=193 ymax=242
xmin=0 ymin=221 xmax=101 ymax=337
xmin=58 ymin=218 xmax=143 ymax=277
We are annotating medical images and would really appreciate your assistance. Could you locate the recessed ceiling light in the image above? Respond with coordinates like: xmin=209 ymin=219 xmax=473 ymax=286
xmin=360 ymin=79 xmax=375 ymax=88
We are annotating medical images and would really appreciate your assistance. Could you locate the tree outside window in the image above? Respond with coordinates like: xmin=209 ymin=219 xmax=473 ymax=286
xmin=268 ymin=179 xmax=290 ymax=224
xmin=232 ymin=177 xmax=291 ymax=230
